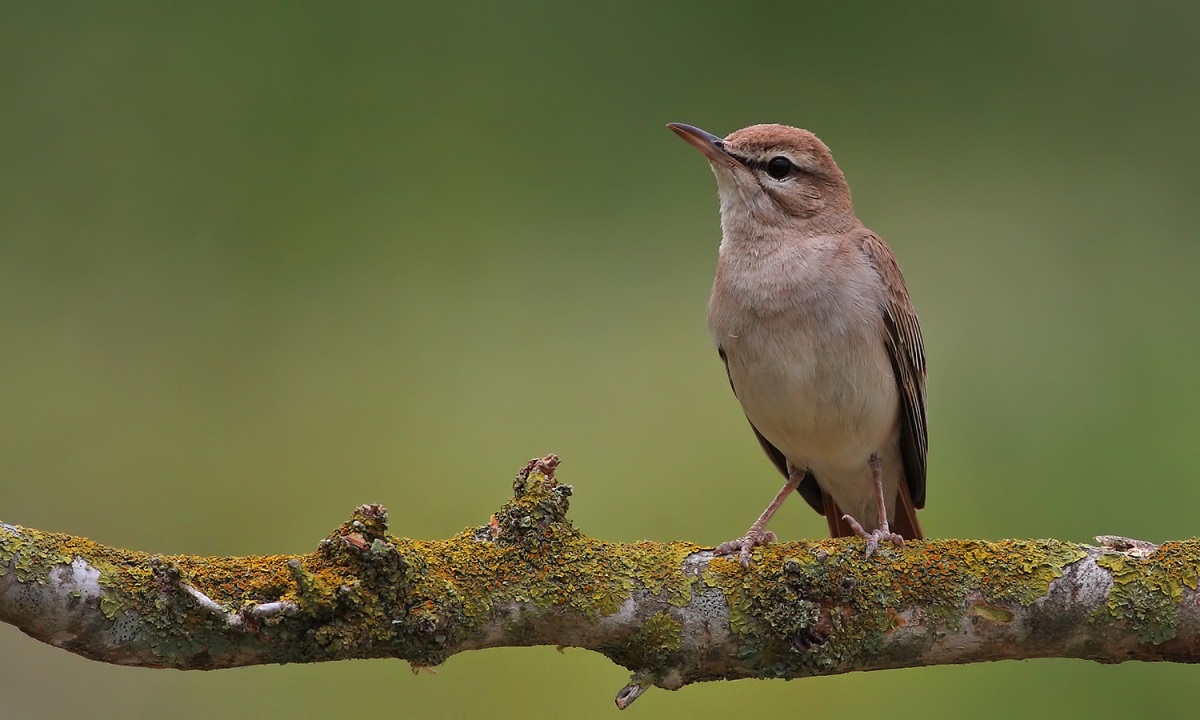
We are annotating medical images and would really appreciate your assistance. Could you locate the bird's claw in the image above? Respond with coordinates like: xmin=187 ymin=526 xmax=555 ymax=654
xmin=842 ymin=514 xmax=904 ymax=558
xmin=715 ymin=528 xmax=777 ymax=568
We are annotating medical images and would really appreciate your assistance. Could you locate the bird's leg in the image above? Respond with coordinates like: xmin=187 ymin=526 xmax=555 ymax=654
xmin=841 ymin=454 xmax=905 ymax=557
xmin=715 ymin=467 xmax=804 ymax=568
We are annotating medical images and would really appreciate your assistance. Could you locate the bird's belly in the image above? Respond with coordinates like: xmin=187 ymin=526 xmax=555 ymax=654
xmin=724 ymin=326 xmax=899 ymax=476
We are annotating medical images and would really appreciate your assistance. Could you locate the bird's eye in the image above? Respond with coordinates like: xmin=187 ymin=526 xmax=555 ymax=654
xmin=766 ymin=156 xmax=793 ymax=180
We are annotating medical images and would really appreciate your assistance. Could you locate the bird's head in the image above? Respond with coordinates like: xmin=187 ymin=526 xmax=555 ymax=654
xmin=668 ymin=123 xmax=856 ymax=235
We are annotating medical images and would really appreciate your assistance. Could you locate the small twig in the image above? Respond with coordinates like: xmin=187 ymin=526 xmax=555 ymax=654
xmin=614 ymin=673 xmax=652 ymax=709
xmin=247 ymin=601 xmax=299 ymax=618
xmin=1095 ymin=535 xmax=1160 ymax=558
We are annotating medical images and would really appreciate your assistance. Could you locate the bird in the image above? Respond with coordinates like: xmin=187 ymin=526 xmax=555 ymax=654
xmin=667 ymin=122 xmax=927 ymax=566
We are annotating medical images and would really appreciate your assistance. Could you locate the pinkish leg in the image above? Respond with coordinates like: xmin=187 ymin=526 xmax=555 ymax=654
xmin=715 ymin=468 xmax=804 ymax=568
xmin=841 ymin=454 xmax=905 ymax=558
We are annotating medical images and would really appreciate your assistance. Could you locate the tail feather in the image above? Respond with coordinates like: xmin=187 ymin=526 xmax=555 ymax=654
xmin=822 ymin=482 xmax=924 ymax=540
xmin=822 ymin=493 xmax=858 ymax=538
xmin=891 ymin=480 xmax=924 ymax=540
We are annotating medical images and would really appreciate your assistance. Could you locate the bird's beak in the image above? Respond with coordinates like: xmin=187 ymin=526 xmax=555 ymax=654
xmin=667 ymin=123 xmax=740 ymax=169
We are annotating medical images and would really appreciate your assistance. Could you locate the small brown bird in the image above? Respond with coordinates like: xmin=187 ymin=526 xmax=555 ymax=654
xmin=668 ymin=122 xmax=927 ymax=565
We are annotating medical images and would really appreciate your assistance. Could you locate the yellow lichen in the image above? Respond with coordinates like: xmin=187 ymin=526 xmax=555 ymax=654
xmin=698 ymin=536 xmax=1091 ymax=676
xmin=11 ymin=461 xmax=1194 ymax=680
xmin=604 ymin=610 xmax=685 ymax=675
xmin=1094 ymin=541 xmax=1200 ymax=643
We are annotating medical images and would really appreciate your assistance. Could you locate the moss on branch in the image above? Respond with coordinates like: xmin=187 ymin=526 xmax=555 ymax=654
xmin=2 ymin=454 xmax=1199 ymax=708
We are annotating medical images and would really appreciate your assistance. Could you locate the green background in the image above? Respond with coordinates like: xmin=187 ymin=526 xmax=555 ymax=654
xmin=2 ymin=2 xmax=1198 ymax=718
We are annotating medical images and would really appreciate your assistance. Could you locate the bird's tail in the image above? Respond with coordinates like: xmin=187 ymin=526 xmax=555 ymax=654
xmin=822 ymin=482 xmax=924 ymax=540
xmin=891 ymin=481 xmax=924 ymax=540
xmin=822 ymin=493 xmax=858 ymax=538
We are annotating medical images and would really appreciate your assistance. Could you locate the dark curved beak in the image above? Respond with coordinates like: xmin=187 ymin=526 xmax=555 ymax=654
xmin=667 ymin=123 xmax=739 ymax=168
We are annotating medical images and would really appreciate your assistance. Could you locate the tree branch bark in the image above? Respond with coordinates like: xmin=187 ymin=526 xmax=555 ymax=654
xmin=2 ymin=455 xmax=1198 ymax=708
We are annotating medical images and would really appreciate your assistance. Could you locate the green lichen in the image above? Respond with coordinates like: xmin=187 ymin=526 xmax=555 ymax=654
xmin=625 ymin=542 xmax=697 ymax=608
xmin=607 ymin=611 xmax=684 ymax=673
xmin=971 ymin=604 xmax=1014 ymax=623
xmin=0 ymin=524 xmax=300 ymax=664
xmin=99 ymin=594 xmax=123 ymax=619
xmin=287 ymin=559 xmax=337 ymax=616
xmin=1 ymin=526 xmax=68 ymax=584
xmin=0 ymin=459 xmax=706 ymax=672
xmin=1094 ymin=541 xmax=1200 ymax=644
xmin=704 ymin=544 xmax=836 ymax=675
xmin=701 ymin=536 xmax=1089 ymax=677
xmin=20 ymin=458 xmax=1192 ymax=682
xmin=261 ymin=458 xmax=699 ymax=671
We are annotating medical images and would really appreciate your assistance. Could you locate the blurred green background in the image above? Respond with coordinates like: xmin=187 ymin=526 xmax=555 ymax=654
xmin=2 ymin=2 xmax=1199 ymax=718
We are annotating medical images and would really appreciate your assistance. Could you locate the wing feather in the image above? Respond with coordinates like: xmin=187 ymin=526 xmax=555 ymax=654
xmin=858 ymin=232 xmax=928 ymax=508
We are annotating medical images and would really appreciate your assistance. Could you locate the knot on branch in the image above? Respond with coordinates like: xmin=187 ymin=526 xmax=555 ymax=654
xmin=329 ymin=504 xmax=389 ymax=551
xmin=482 ymin=454 xmax=574 ymax=547
xmin=513 ymin=454 xmax=562 ymax=493
xmin=319 ymin=502 xmax=424 ymax=596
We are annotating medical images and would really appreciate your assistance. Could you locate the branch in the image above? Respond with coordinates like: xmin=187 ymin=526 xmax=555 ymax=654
xmin=2 ymin=455 xmax=1198 ymax=708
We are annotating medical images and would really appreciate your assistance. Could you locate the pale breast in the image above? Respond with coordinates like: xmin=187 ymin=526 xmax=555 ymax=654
xmin=708 ymin=239 xmax=901 ymax=476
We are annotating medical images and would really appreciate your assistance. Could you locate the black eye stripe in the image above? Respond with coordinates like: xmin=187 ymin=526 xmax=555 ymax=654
xmin=729 ymin=152 xmax=807 ymax=178
xmin=728 ymin=152 xmax=766 ymax=171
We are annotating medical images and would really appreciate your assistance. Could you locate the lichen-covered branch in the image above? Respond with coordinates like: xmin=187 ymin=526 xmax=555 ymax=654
xmin=2 ymin=456 xmax=1199 ymax=708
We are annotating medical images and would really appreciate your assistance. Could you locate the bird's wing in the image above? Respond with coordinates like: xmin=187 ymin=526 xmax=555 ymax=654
xmin=859 ymin=232 xmax=928 ymax=508
xmin=717 ymin=346 xmax=825 ymax=513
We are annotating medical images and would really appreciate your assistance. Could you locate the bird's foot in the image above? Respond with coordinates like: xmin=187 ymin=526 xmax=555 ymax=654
xmin=842 ymin=514 xmax=904 ymax=558
xmin=715 ymin=528 xmax=777 ymax=568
